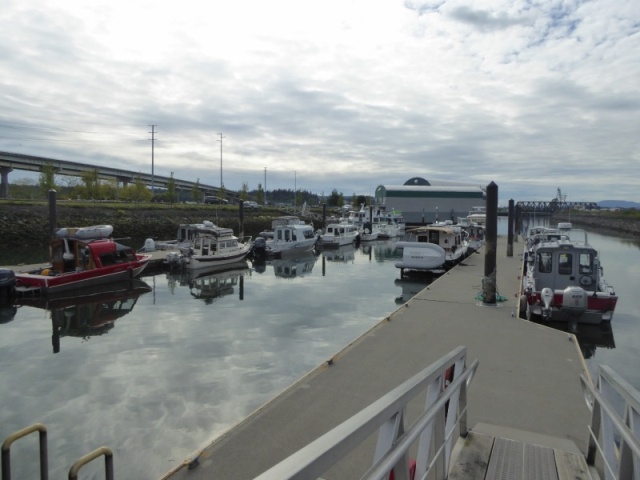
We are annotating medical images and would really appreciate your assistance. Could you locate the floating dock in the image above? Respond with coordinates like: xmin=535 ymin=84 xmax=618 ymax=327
xmin=162 ymin=235 xmax=596 ymax=479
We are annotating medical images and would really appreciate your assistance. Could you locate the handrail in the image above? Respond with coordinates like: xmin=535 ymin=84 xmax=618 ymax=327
xmin=253 ymin=346 xmax=478 ymax=480
xmin=68 ymin=446 xmax=114 ymax=480
xmin=580 ymin=364 xmax=640 ymax=480
xmin=1 ymin=423 xmax=48 ymax=480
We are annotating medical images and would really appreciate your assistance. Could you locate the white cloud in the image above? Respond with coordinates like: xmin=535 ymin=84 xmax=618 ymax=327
xmin=1 ymin=0 xmax=639 ymax=202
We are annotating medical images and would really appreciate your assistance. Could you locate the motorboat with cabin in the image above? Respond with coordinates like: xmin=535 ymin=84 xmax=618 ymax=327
xmin=11 ymin=225 xmax=151 ymax=296
xmin=346 ymin=205 xmax=380 ymax=241
xmin=253 ymin=216 xmax=318 ymax=257
xmin=318 ymin=223 xmax=360 ymax=248
xmin=395 ymin=221 xmax=468 ymax=275
xmin=168 ymin=224 xmax=252 ymax=270
xmin=520 ymin=223 xmax=618 ymax=325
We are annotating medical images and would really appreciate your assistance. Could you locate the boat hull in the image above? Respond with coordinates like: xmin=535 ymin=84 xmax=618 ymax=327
xmin=395 ymin=242 xmax=446 ymax=271
xmin=15 ymin=258 xmax=150 ymax=296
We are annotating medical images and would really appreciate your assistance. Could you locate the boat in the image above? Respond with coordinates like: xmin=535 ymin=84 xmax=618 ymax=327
xmin=318 ymin=223 xmax=360 ymax=248
xmin=344 ymin=205 xmax=380 ymax=241
xmin=396 ymin=221 xmax=468 ymax=274
xmin=466 ymin=206 xmax=486 ymax=225
xmin=520 ymin=223 xmax=618 ymax=324
xmin=253 ymin=216 xmax=318 ymax=257
xmin=176 ymin=224 xmax=252 ymax=270
xmin=13 ymin=226 xmax=151 ymax=296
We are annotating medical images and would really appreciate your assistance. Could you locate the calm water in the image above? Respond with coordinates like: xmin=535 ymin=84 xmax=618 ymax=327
xmin=0 ymin=218 xmax=638 ymax=479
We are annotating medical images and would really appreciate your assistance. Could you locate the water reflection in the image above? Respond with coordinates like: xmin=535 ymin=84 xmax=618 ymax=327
xmin=252 ymin=252 xmax=318 ymax=279
xmin=394 ymin=277 xmax=437 ymax=305
xmin=320 ymin=244 xmax=356 ymax=263
xmin=166 ymin=261 xmax=250 ymax=303
xmin=529 ymin=318 xmax=615 ymax=359
xmin=15 ymin=279 xmax=152 ymax=353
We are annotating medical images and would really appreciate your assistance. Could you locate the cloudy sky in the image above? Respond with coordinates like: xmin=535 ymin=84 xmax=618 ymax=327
xmin=1 ymin=0 xmax=639 ymax=203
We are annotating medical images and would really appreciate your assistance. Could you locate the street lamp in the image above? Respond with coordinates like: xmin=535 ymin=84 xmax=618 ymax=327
xmin=264 ymin=167 xmax=267 ymax=205
xmin=294 ymin=171 xmax=297 ymax=208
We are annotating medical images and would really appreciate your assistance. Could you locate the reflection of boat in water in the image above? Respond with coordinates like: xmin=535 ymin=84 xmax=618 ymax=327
xmin=253 ymin=252 xmax=318 ymax=279
xmin=394 ymin=277 xmax=436 ymax=305
xmin=528 ymin=318 xmax=615 ymax=359
xmin=16 ymin=279 xmax=152 ymax=353
xmin=167 ymin=261 xmax=249 ymax=304
xmin=321 ymin=244 xmax=356 ymax=263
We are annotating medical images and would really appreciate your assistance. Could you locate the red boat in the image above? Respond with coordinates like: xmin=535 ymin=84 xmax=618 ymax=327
xmin=14 ymin=225 xmax=151 ymax=296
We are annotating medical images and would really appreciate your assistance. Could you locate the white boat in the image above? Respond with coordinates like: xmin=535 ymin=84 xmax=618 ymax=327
xmin=172 ymin=224 xmax=252 ymax=270
xmin=374 ymin=217 xmax=401 ymax=239
xmin=394 ymin=242 xmax=446 ymax=276
xmin=520 ymin=223 xmax=618 ymax=325
xmin=466 ymin=206 xmax=486 ymax=225
xmin=255 ymin=216 xmax=318 ymax=256
xmin=397 ymin=221 xmax=468 ymax=269
xmin=345 ymin=205 xmax=380 ymax=241
xmin=318 ymin=223 xmax=360 ymax=248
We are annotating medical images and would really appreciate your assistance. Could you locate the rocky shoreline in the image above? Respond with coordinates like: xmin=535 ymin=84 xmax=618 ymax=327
xmin=550 ymin=212 xmax=640 ymax=238
xmin=0 ymin=203 xmax=275 ymax=248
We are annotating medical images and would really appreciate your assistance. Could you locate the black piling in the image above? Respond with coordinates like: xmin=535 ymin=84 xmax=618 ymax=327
xmin=483 ymin=182 xmax=498 ymax=304
xmin=48 ymin=189 xmax=57 ymax=239
xmin=507 ymin=199 xmax=514 ymax=257
xmin=239 ymin=200 xmax=244 ymax=239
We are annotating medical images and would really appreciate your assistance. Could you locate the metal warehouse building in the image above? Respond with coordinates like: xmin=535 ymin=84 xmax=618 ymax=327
xmin=374 ymin=177 xmax=485 ymax=225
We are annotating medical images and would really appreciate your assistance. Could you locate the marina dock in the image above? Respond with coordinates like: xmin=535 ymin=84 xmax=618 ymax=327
xmin=162 ymin=235 xmax=597 ymax=479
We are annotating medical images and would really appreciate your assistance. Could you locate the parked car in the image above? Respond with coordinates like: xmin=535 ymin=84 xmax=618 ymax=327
xmin=204 ymin=196 xmax=229 ymax=205
xmin=243 ymin=201 xmax=262 ymax=209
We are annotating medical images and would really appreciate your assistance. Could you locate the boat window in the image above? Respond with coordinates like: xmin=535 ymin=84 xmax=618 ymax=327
xmin=277 ymin=230 xmax=283 ymax=241
xmin=304 ymin=230 xmax=314 ymax=239
xmin=285 ymin=229 xmax=291 ymax=242
xmin=538 ymin=252 xmax=552 ymax=273
xmin=558 ymin=253 xmax=572 ymax=275
xmin=579 ymin=253 xmax=593 ymax=274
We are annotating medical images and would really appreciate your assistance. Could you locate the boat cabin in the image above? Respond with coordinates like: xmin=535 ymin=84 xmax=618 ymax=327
xmin=529 ymin=242 xmax=602 ymax=292
xmin=51 ymin=238 xmax=138 ymax=273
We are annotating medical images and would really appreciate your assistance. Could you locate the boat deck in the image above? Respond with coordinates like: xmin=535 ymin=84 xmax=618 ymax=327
xmin=162 ymin=235 xmax=595 ymax=479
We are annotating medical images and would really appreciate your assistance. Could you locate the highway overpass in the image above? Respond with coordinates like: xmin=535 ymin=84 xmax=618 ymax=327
xmin=0 ymin=151 xmax=235 ymax=201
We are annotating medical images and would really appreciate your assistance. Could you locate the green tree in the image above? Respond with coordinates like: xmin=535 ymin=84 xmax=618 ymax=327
xmin=240 ymin=182 xmax=249 ymax=201
xmin=256 ymin=183 xmax=264 ymax=204
xmin=38 ymin=163 xmax=58 ymax=196
xmin=192 ymin=178 xmax=201 ymax=203
xmin=121 ymin=177 xmax=152 ymax=203
xmin=166 ymin=172 xmax=178 ymax=204
xmin=327 ymin=189 xmax=344 ymax=207
xmin=99 ymin=179 xmax=119 ymax=200
xmin=79 ymin=169 xmax=100 ymax=199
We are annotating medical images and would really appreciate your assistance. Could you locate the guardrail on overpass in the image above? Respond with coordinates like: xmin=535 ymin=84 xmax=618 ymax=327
xmin=0 ymin=151 xmax=236 ymax=201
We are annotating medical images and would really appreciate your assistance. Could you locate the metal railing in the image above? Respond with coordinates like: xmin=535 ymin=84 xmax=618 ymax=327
xmin=581 ymin=364 xmax=640 ymax=480
xmin=1 ymin=424 xmax=113 ymax=480
xmin=253 ymin=346 xmax=478 ymax=480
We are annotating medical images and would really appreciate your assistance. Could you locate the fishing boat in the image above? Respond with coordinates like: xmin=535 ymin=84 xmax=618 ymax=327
xmin=520 ymin=223 xmax=618 ymax=324
xmin=318 ymin=223 xmax=360 ymax=248
xmin=13 ymin=225 xmax=151 ymax=296
xmin=253 ymin=216 xmax=318 ymax=257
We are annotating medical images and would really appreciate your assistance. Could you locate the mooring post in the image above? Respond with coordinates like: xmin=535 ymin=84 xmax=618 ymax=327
xmin=322 ymin=203 xmax=327 ymax=230
xmin=483 ymin=182 xmax=498 ymax=304
xmin=239 ymin=200 xmax=245 ymax=240
xmin=515 ymin=204 xmax=521 ymax=242
xmin=48 ymin=189 xmax=57 ymax=239
xmin=507 ymin=199 xmax=514 ymax=257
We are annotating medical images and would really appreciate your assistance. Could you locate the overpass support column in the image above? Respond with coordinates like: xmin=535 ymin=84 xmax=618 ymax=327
xmin=1 ymin=167 xmax=13 ymax=199
xmin=117 ymin=176 xmax=130 ymax=188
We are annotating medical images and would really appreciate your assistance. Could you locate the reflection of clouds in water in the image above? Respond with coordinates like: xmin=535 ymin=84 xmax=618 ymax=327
xmin=6 ymin=223 xmax=636 ymax=479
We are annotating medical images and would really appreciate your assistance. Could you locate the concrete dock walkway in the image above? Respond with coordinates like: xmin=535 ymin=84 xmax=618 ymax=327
xmin=162 ymin=236 xmax=591 ymax=479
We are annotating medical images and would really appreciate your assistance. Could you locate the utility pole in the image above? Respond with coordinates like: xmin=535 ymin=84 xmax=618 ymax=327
xmin=149 ymin=125 xmax=156 ymax=195
xmin=264 ymin=167 xmax=267 ymax=205
xmin=294 ymin=170 xmax=297 ymax=208
xmin=217 ymin=133 xmax=225 ymax=188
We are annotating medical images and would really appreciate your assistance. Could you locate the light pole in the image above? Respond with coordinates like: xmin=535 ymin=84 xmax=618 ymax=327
xmin=294 ymin=171 xmax=297 ymax=208
xmin=264 ymin=167 xmax=267 ymax=205
xmin=217 ymin=133 xmax=225 ymax=189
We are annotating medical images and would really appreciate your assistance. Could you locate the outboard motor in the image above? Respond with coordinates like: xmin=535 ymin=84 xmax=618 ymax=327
xmin=143 ymin=238 xmax=156 ymax=252
xmin=540 ymin=287 xmax=554 ymax=319
xmin=561 ymin=286 xmax=588 ymax=317
xmin=252 ymin=237 xmax=267 ymax=260
xmin=0 ymin=269 xmax=16 ymax=305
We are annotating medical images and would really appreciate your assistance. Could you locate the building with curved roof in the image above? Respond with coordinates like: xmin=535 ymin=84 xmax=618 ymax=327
xmin=375 ymin=178 xmax=485 ymax=225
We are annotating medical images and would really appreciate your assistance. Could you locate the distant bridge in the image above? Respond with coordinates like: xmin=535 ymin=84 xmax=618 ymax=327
xmin=516 ymin=200 xmax=599 ymax=212
xmin=0 ymin=151 xmax=236 ymax=201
